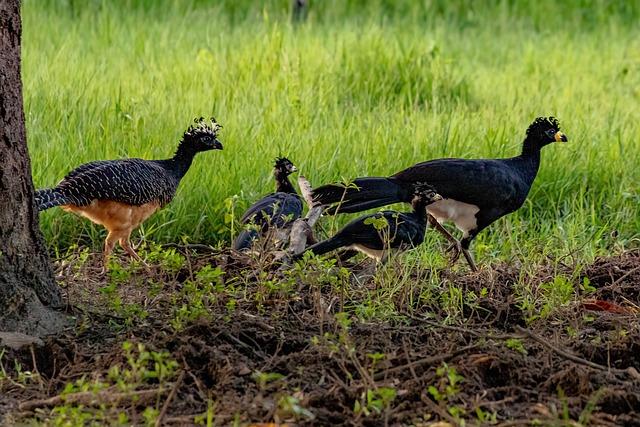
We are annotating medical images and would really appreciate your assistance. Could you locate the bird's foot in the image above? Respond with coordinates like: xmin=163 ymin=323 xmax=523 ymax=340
xmin=462 ymin=249 xmax=478 ymax=272
xmin=446 ymin=240 xmax=462 ymax=266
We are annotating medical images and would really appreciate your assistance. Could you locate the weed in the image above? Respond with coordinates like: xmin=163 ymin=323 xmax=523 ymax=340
xmin=44 ymin=341 xmax=178 ymax=426
xmin=170 ymin=265 xmax=225 ymax=331
xmin=505 ymin=338 xmax=528 ymax=355
xmin=428 ymin=363 xmax=466 ymax=422
xmin=277 ymin=394 xmax=315 ymax=422
xmin=354 ymin=387 xmax=397 ymax=416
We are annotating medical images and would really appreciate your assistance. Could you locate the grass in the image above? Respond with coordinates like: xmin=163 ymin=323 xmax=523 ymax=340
xmin=23 ymin=0 xmax=640 ymax=265
xmin=10 ymin=5 xmax=640 ymax=423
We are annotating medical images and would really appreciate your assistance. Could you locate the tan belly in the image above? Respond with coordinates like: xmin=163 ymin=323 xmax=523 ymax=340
xmin=426 ymin=198 xmax=479 ymax=236
xmin=347 ymin=244 xmax=388 ymax=261
xmin=62 ymin=200 xmax=160 ymax=232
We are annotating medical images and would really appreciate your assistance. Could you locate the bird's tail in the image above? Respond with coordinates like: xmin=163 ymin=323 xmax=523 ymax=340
xmin=312 ymin=177 xmax=409 ymax=215
xmin=35 ymin=188 xmax=68 ymax=211
xmin=232 ymin=229 xmax=260 ymax=251
xmin=294 ymin=235 xmax=348 ymax=261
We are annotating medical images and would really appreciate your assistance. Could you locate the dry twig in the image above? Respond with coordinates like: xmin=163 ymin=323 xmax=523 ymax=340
xmin=18 ymin=388 xmax=167 ymax=411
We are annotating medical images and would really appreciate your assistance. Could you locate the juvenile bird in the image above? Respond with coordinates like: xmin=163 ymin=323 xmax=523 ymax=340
xmin=36 ymin=117 xmax=223 ymax=271
xmin=298 ymin=184 xmax=442 ymax=263
xmin=233 ymin=157 xmax=303 ymax=251
xmin=312 ymin=117 xmax=567 ymax=271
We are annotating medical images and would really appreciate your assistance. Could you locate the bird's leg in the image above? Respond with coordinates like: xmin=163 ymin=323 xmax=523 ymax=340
xmin=101 ymin=231 xmax=119 ymax=275
xmin=428 ymin=215 xmax=464 ymax=262
xmin=378 ymin=251 xmax=390 ymax=267
xmin=446 ymin=241 xmax=462 ymax=267
xmin=460 ymin=236 xmax=478 ymax=272
xmin=119 ymin=233 xmax=151 ymax=270
xmin=118 ymin=230 xmax=141 ymax=261
xmin=428 ymin=214 xmax=459 ymax=245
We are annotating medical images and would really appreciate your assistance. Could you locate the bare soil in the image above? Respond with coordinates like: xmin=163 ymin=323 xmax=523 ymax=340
xmin=1 ymin=248 xmax=639 ymax=426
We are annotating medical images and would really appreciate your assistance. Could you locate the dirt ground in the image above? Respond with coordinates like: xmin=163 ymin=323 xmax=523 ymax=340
xmin=1 ymin=248 xmax=639 ymax=426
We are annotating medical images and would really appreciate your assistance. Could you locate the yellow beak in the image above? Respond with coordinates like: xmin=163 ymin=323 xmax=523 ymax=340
xmin=555 ymin=131 xmax=568 ymax=142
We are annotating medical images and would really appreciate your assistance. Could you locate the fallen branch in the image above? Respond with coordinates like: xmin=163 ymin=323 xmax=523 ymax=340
xmin=515 ymin=326 xmax=640 ymax=380
xmin=608 ymin=265 xmax=640 ymax=288
xmin=155 ymin=371 xmax=184 ymax=427
xmin=19 ymin=387 xmax=167 ymax=411
xmin=373 ymin=344 xmax=480 ymax=380
xmin=409 ymin=316 xmax=525 ymax=340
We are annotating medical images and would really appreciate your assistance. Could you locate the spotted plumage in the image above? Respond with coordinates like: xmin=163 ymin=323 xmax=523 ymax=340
xmin=233 ymin=157 xmax=303 ymax=251
xmin=36 ymin=117 xmax=223 ymax=271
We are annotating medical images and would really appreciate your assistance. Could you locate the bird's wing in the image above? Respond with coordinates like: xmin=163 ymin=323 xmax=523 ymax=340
xmin=271 ymin=194 xmax=303 ymax=227
xmin=240 ymin=193 xmax=302 ymax=227
xmin=61 ymin=160 xmax=119 ymax=181
xmin=56 ymin=159 xmax=177 ymax=206
xmin=392 ymin=158 xmax=527 ymax=210
xmin=336 ymin=211 xmax=411 ymax=250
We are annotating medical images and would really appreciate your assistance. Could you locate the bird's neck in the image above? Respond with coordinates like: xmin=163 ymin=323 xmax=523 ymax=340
xmin=169 ymin=144 xmax=198 ymax=178
xmin=275 ymin=173 xmax=296 ymax=194
xmin=520 ymin=137 xmax=542 ymax=159
xmin=516 ymin=137 xmax=542 ymax=181
xmin=411 ymin=201 xmax=429 ymax=223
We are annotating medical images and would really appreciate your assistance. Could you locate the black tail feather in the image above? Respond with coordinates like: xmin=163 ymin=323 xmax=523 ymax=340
xmin=325 ymin=196 xmax=401 ymax=215
xmin=293 ymin=235 xmax=348 ymax=261
xmin=232 ymin=229 xmax=260 ymax=251
xmin=35 ymin=188 xmax=68 ymax=211
xmin=312 ymin=177 xmax=409 ymax=215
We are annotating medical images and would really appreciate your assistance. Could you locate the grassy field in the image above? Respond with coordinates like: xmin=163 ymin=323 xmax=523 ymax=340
xmin=24 ymin=0 xmax=640 ymax=265
xmin=6 ymin=2 xmax=640 ymax=424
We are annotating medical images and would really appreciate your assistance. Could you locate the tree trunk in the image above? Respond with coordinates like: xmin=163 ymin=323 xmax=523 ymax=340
xmin=0 ymin=0 xmax=65 ymax=335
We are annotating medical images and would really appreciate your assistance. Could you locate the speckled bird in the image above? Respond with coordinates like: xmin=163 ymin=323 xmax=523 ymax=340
xmin=233 ymin=157 xmax=302 ymax=251
xmin=35 ymin=117 xmax=223 ymax=271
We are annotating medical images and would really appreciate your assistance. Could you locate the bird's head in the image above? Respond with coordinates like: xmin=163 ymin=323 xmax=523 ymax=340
xmin=412 ymin=182 xmax=443 ymax=206
xmin=181 ymin=117 xmax=223 ymax=152
xmin=274 ymin=157 xmax=298 ymax=177
xmin=525 ymin=116 xmax=567 ymax=148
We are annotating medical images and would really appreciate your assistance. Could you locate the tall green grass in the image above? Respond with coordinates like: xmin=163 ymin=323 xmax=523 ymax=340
xmin=23 ymin=0 xmax=639 ymax=262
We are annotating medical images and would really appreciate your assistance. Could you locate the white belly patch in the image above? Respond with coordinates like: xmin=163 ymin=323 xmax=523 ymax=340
xmin=426 ymin=198 xmax=479 ymax=237
xmin=347 ymin=244 xmax=388 ymax=261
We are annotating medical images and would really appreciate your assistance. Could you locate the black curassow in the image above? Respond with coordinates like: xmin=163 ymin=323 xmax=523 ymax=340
xmin=312 ymin=117 xmax=568 ymax=271
xmin=36 ymin=117 xmax=223 ymax=271
xmin=233 ymin=157 xmax=303 ymax=251
xmin=297 ymin=184 xmax=442 ymax=263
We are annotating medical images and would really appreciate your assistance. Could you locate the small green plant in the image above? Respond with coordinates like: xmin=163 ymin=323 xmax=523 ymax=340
xmin=277 ymin=394 xmax=315 ymax=422
xmin=354 ymin=387 xmax=397 ymax=416
xmin=194 ymin=399 xmax=216 ymax=426
xmin=47 ymin=342 xmax=178 ymax=426
xmin=99 ymin=282 xmax=149 ymax=329
xmin=0 ymin=349 xmax=43 ymax=390
xmin=427 ymin=363 xmax=466 ymax=421
xmin=144 ymin=244 xmax=185 ymax=273
xmin=170 ymin=265 xmax=225 ymax=331
xmin=252 ymin=371 xmax=285 ymax=391
xmin=505 ymin=338 xmax=527 ymax=355
xmin=580 ymin=277 xmax=596 ymax=294
xmin=538 ymin=275 xmax=576 ymax=320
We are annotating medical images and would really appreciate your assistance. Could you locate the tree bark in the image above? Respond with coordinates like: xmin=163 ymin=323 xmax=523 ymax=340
xmin=0 ymin=0 xmax=64 ymax=335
